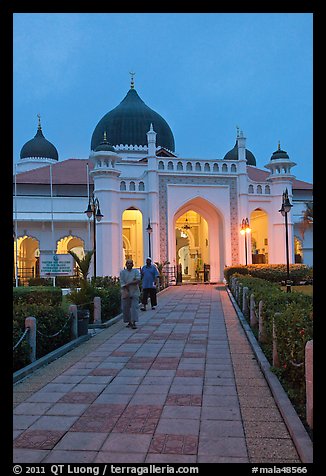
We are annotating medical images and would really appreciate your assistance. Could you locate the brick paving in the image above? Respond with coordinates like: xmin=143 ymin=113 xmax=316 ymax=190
xmin=13 ymin=284 xmax=301 ymax=464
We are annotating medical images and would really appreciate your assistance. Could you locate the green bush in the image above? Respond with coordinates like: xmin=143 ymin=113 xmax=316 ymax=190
xmin=28 ymin=276 xmax=82 ymax=288
xmin=66 ymin=280 xmax=121 ymax=323
xmin=13 ymin=286 xmax=62 ymax=306
xmin=224 ymin=264 xmax=313 ymax=285
xmin=229 ymin=273 xmax=313 ymax=424
xmin=13 ymin=302 xmax=71 ymax=372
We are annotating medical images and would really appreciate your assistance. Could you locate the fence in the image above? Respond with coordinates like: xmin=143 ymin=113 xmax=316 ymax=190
xmin=229 ymin=275 xmax=313 ymax=429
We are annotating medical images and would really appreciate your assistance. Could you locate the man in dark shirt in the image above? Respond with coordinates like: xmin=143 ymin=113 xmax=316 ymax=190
xmin=140 ymin=257 xmax=159 ymax=311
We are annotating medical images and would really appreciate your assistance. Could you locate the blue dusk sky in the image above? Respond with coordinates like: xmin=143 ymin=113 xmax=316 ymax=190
xmin=13 ymin=12 xmax=313 ymax=183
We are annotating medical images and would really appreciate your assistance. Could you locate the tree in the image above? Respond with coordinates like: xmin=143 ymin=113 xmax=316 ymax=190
xmin=68 ymin=250 xmax=94 ymax=281
xmin=299 ymin=203 xmax=313 ymax=239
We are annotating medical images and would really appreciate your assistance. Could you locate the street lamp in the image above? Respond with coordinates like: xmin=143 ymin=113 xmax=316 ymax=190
xmin=240 ymin=218 xmax=251 ymax=265
xmin=146 ymin=218 xmax=153 ymax=258
xmin=84 ymin=192 xmax=103 ymax=281
xmin=279 ymin=188 xmax=293 ymax=293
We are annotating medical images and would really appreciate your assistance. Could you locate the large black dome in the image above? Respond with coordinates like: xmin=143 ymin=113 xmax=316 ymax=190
xmin=20 ymin=125 xmax=58 ymax=161
xmin=91 ymin=88 xmax=175 ymax=152
xmin=223 ymin=141 xmax=256 ymax=166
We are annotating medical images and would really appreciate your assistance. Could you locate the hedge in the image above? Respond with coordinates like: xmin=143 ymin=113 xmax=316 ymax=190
xmin=13 ymin=286 xmax=62 ymax=306
xmin=230 ymin=273 xmax=313 ymax=423
xmin=224 ymin=264 xmax=313 ymax=285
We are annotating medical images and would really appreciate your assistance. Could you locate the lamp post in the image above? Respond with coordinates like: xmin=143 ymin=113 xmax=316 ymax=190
xmin=240 ymin=218 xmax=251 ymax=265
xmin=84 ymin=192 xmax=103 ymax=281
xmin=279 ymin=189 xmax=293 ymax=293
xmin=146 ymin=218 xmax=153 ymax=258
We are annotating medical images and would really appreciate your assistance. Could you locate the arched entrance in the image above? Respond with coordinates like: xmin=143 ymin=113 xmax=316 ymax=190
xmin=176 ymin=211 xmax=209 ymax=282
xmin=172 ymin=198 xmax=225 ymax=283
xmin=122 ymin=208 xmax=143 ymax=268
xmin=14 ymin=235 xmax=39 ymax=285
xmin=250 ymin=208 xmax=269 ymax=264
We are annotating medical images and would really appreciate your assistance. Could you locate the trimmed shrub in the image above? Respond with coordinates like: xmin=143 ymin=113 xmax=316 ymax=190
xmin=229 ymin=273 xmax=313 ymax=423
xmin=13 ymin=286 xmax=62 ymax=306
xmin=13 ymin=302 xmax=71 ymax=372
xmin=224 ymin=264 xmax=313 ymax=285
xmin=66 ymin=280 xmax=121 ymax=323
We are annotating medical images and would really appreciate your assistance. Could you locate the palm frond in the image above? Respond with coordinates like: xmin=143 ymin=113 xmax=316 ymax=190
xmin=69 ymin=250 xmax=94 ymax=280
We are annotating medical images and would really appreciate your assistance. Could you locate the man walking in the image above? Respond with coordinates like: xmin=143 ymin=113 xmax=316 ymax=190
xmin=120 ymin=259 xmax=141 ymax=329
xmin=140 ymin=257 xmax=159 ymax=311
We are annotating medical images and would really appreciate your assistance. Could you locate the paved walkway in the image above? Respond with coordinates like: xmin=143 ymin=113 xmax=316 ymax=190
xmin=13 ymin=284 xmax=301 ymax=464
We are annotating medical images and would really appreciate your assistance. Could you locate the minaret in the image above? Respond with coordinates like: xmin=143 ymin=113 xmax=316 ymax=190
xmin=265 ymin=142 xmax=296 ymax=265
xmin=147 ymin=123 xmax=157 ymax=158
xmin=89 ymin=133 xmax=121 ymax=277
xmin=264 ymin=141 xmax=296 ymax=179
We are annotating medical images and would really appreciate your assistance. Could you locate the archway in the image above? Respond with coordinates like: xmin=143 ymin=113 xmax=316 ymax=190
xmin=14 ymin=235 xmax=39 ymax=284
xmin=250 ymin=208 xmax=269 ymax=264
xmin=122 ymin=208 xmax=143 ymax=268
xmin=175 ymin=211 xmax=209 ymax=282
xmin=57 ymin=235 xmax=84 ymax=258
xmin=172 ymin=198 xmax=225 ymax=283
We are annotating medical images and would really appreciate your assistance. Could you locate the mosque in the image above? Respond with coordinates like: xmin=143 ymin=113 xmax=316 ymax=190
xmin=13 ymin=76 xmax=313 ymax=284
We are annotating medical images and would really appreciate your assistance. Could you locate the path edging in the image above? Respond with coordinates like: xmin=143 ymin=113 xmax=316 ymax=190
xmin=226 ymin=286 xmax=313 ymax=464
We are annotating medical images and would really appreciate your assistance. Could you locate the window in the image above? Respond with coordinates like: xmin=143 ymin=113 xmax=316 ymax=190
xmin=120 ymin=181 xmax=126 ymax=191
xmin=177 ymin=161 xmax=183 ymax=170
xmin=158 ymin=161 xmax=164 ymax=170
xmin=204 ymin=163 xmax=210 ymax=172
xmin=168 ymin=161 xmax=174 ymax=170
xmin=138 ymin=181 xmax=145 ymax=191
xmin=248 ymin=185 xmax=254 ymax=194
xmin=186 ymin=162 xmax=192 ymax=171
xmin=195 ymin=162 xmax=201 ymax=171
xmin=129 ymin=181 xmax=136 ymax=191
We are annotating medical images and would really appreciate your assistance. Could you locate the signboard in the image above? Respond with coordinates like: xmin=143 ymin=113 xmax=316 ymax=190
xmin=40 ymin=253 xmax=74 ymax=277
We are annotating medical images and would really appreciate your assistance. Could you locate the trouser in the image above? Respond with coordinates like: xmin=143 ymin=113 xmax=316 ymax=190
xmin=122 ymin=295 xmax=139 ymax=323
xmin=142 ymin=288 xmax=157 ymax=307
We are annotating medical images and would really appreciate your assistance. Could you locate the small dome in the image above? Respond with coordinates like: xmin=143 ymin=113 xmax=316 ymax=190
xmin=20 ymin=120 xmax=58 ymax=161
xmin=270 ymin=143 xmax=289 ymax=160
xmin=91 ymin=87 xmax=175 ymax=152
xmin=94 ymin=132 xmax=115 ymax=152
xmin=223 ymin=141 xmax=256 ymax=166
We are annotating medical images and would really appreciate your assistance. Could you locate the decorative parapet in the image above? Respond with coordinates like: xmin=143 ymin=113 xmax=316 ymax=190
xmin=157 ymin=158 xmax=241 ymax=174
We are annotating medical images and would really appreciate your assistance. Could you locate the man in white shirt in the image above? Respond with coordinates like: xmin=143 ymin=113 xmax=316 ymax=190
xmin=120 ymin=259 xmax=141 ymax=329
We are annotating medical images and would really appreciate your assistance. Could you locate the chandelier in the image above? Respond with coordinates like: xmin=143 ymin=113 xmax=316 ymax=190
xmin=182 ymin=215 xmax=191 ymax=230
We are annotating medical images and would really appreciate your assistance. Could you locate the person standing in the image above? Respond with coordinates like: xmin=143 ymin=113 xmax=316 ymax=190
xmin=120 ymin=259 xmax=141 ymax=329
xmin=140 ymin=257 xmax=159 ymax=311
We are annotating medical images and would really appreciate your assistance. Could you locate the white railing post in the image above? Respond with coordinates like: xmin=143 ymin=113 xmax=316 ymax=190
xmin=242 ymin=287 xmax=248 ymax=313
xmin=94 ymin=296 xmax=101 ymax=324
xmin=69 ymin=304 xmax=78 ymax=340
xmin=25 ymin=316 xmax=36 ymax=363
xmin=250 ymin=294 xmax=258 ymax=328
xmin=258 ymin=300 xmax=267 ymax=343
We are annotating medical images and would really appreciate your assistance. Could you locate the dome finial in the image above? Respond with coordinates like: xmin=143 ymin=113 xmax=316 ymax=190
xmin=278 ymin=140 xmax=281 ymax=151
xmin=129 ymin=71 xmax=135 ymax=89
xmin=37 ymin=113 xmax=42 ymax=131
xmin=236 ymin=125 xmax=240 ymax=138
xmin=103 ymin=131 xmax=107 ymax=142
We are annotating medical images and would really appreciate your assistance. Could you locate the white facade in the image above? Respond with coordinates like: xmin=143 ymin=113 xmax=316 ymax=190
xmin=13 ymin=91 xmax=313 ymax=284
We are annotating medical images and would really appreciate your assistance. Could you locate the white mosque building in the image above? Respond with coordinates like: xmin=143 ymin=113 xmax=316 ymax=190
xmin=13 ymin=77 xmax=313 ymax=284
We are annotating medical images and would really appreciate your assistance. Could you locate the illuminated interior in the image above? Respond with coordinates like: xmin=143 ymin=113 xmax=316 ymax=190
xmin=122 ymin=209 xmax=143 ymax=268
xmin=175 ymin=210 xmax=209 ymax=281
xmin=250 ymin=208 xmax=269 ymax=264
